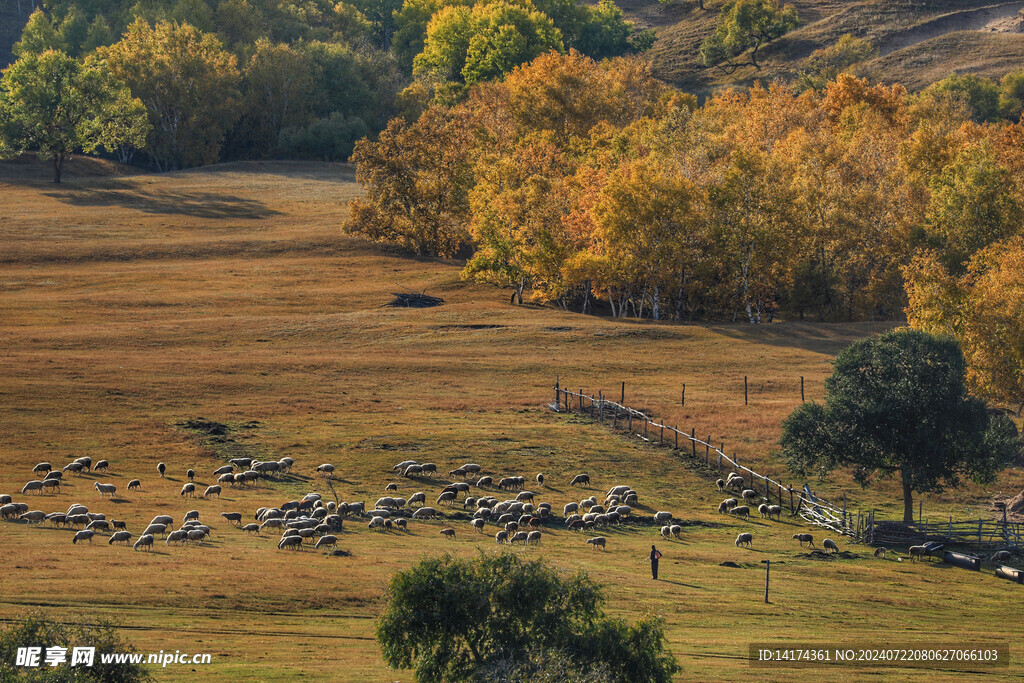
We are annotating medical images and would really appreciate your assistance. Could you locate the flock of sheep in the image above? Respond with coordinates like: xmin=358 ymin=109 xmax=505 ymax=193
xmin=11 ymin=454 xmax=989 ymax=567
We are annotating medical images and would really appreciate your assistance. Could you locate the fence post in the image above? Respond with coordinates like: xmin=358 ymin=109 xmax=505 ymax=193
xmin=800 ymin=376 xmax=805 ymax=402
xmin=555 ymin=377 xmax=560 ymax=409
xmin=744 ymin=375 xmax=748 ymax=405
xmin=706 ymin=437 xmax=710 ymax=461
xmin=789 ymin=487 xmax=794 ymax=514
xmin=644 ymin=419 xmax=648 ymax=440
xmin=682 ymin=384 xmax=685 ymax=406
xmin=674 ymin=427 xmax=678 ymax=449
xmin=764 ymin=560 xmax=770 ymax=604
xmin=621 ymin=381 xmax=625 ymax=404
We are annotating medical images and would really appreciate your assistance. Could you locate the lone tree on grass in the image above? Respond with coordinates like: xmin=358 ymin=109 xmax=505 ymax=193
xmin=377 ymin=552 xmax=679 ymax=682
xmin=780 ymin=328 xmax=1020 ymax=524
xmin=699 ymin=0 xmax=798 ymax=73
xmin=0 ymin=50 xmax=148 ymax=182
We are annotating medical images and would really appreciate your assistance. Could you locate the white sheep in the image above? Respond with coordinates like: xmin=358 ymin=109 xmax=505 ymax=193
xmin=278 ymin=535 xmax=303 ymax=550
xmin=758 ymin=503 xmax=769 ymax=518
xmin=186 ymin=529 xmax=207 ymax=544
xmin=184 ymin=510 xmax=199 ymax=522
xmin=735 ymin=532 xmax=753 ymax=548
xmin=109 ymin=531 xmax=132 ymax=545
xmin=990 ymin=550 xmax=1012 ymax=563
xmin=127 ymin=479 xmax=142 ymax=491
xmin=315 ymin=535 xmax=338 ymax=550
xmin=142 ymin=523 xmax=167 ymax=537
xmin=660 ymin=525 xmax=671 ymax=539
xmin=158 ymin=462 xmax=166 ymax=477
xmin=133 ymin=534 xmax=154 ymax=551
xmin=586 ymin=536 xmax=607 ymax=550
xmin=412 ymin=507 xmax=437 ymax=519
xmin=21 ymin=480 xmax=43 ymax=495
xmin=509 ymin=531 xmax=529 ymax=545
xmin=669 ymin=525 xmax=681 ymax=539
xmin=436 ymin=491 xmax=457 ymax=506
xmin=908 ymin=545 xmax=928 ymax=562
xmin=823 ymin=539 xmax=839 ymax=554
xmin=654 ymin=511 xmax=673 ymax=524
xmin=72 ymin=530 xmax=95 ymax=544
xmin=180 ymin=483 xmax=196 ymax=497
xmin=94 ymin=482 xmax=116 ymax=498
xmin=166 ymin=530 xmax=188 ymax=545
xmin=368 ymin=516 xmax=386 ymax=530
xmin=203 ymin=485 xmax=221 ymax=499
xmin=527 ymin=530 xmax=541 ymax=545
xmin=741 ymin=489 xmax=758 ymax=502
xmin=20 ymin=510 xmax=46 ymax=524
xmin=730 ymin=506 xmax=750 ymax=518
xmin=495 ymin=530 xmax=508 ymax=544
xmin=793 ymin=533 xmax=814 ymax=548
xmin=767 ymin=505 xmax=782 ymax=521
xmin=471 ymin=518 xmax=485 ymax=533
xmin=570 ymin=474 xmax=590 ymax=487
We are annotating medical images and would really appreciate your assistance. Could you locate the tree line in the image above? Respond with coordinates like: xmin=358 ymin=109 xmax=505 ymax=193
xmin=346 ymin=50 xmax=1024 ymax=413
xmin=0 ymin=0 xmax=648 ymax=174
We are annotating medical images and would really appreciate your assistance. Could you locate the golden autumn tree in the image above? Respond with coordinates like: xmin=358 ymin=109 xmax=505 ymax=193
xmin=906 ymin=239 xmax=1024 ymax=415
xmin=347 ymin=105 xmax=476 ymax=257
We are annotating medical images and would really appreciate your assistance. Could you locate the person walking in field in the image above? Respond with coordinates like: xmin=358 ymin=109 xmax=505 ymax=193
xmin=650 ymin=545 xmax=662 ymax=580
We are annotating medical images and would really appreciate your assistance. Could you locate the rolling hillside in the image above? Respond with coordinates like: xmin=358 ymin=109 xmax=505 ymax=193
xmin=1 ymin=159 xmax=1022 ymax=679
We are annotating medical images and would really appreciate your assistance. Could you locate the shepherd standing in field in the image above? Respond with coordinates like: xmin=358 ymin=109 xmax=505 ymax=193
xmin=650 ymin=545 xmax=662 ymax=580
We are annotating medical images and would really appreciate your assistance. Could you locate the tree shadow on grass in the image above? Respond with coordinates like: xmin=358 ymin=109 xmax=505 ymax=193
xmin=43 ymin=181 xmax=281 ymax=219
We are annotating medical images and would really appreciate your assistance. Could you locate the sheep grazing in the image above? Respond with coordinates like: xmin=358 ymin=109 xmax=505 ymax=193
xmin=72 ymin=530 xmax=95 ymax=544
xmin=516 ymin=491 xmax=534 ymax=503
xmin=908 ymin=545 xmax=928 ymax=562
xmin=213 ymin=465 xmax=233 ymax=477
xmin=241 ymin=523 xmax=260 ymax=535
xmin=510 ymin=531 xmax=529 ymax=545
xmin=716 ymin=478 xmax=725 ymax=491
xmin=393 ymin=518 xmax=407 ymax=531
xmin=735 ymin=532 xmax=753 ymax=548
xmin=730 ymin=506 xmax=750 ymax=519
xmin=150 ymin=515 xmax=173 ymax=527
xmin=62 ymin=462 xmax=83 ymax=475
xmin=315 ymin=535 xmax=338 ymax=551
xmin=278 ymin=535 xmax=303 ymax=550
xmin=570 ymin=474 xmax=590 ymax=487
xmin=94 ymin=482 xmax=116 ymax=498
xmin=669 ymin=525 xmax=681 ymax=539
xmin=412 ymin=507 xmax=436 ymax=519
xmin=221 ymin=512 xmax=243 ymax=525
xmin=203 ymin=485 xmax=221 ymax=499
xmin=990 ymin=550 xmax=1012 ymax=563
xmin=564 ymin=502 xmax=579 ymax=517
xmin=654 ymin=511 xmax=673 ymax=524
xmin=476 ymin=476 xmax=492 ymax=488
xmin=758 ymin=504 xmax=769 ymax=518
xmin=111 ymin=520 xmax=127 ymax=530
xmin=495 ymin=530 xmax=508 ymax=544
xmin=403 ymin=464 xmax=423 ymax=477
xmin=142 ymin=523 xmax=167 ymax=537
xmin=873 ymin=547 xmax=887 ymax=559
xmin=187 ymin=469 xmax=195 ymax=481
xmin=33 ymin=462 xmax=51 ymax=475
xmin=392 ymin=460 xmax=417 ymax=472
xmin=20 ymin=510 xmax=46 ymax=524
xmin=823 ymin=539 xmax=839 ymax=554
xmin=471 ymin=518 xmax=485 ymax=533
xmin=408 ymin=492 xmax=426 ymax=506
xmin=21 ymin=480 xmax=43 ymax=495
xmin=536 ymin=473 xmax=545 ymax=487
xmin=527 ymin=530 xmax=541 ymax=545
xmin=94 ymin=460 xmax=109 ymax=473
xmin=660 ymin=525 xmax=671 ymax=539
xmin=41 ymin=479 xmax=60 ymax=493
xmin=86 ymin=520 xmax=110 ymax=533
xmin=184 ymin=510 xmax=200 ymax=522
xmin=127 ymin=479 xmax=142 ymax=491
xmin=385 ymin=483 xmax=398 ymax=492
xmin=180 ymin=483 xmax=196 ymax=498
xmin=717 ymin=501 xmax=730 ymax=514
xmin=436 ymin=491 xmax=457 ymax=506
xmin=368 ymin=516 xmax=386 ymax=531
xmin=767 ymin=505 xmax=782 ymax=521
xmin=586 ymin=536 xmax=607 ymax=550
xmin=158 ymin=462 xmax=166 ymax=477
xmin=439 ymin=528 xmax=456 ymax=540
xmin=0 ymin=494 xmax=12 ymax=505
xmin=165 ymin=530 xmax=187 ymax=546
xmin=109 ymin=531 xmax=132 ymax=545
xmin=46 ymin=513 xmax=67 ymax=527
xmin=230 ymin=457 xmax=253 ymax=469
xmin=741 ymin=489 xmax=758 ymax=502
xmin=793 ymin=533 xmax=815 ymax=548
xmin=187 ymin=529 xmax=207 ymax=544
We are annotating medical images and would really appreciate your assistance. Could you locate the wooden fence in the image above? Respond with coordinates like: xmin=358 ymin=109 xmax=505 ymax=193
xmin=552 ymin=379 xmax=1022 ymax=552
xmin=551 ymin=380 xmax=864 ymax=540
xmin=864 ymin=512 xmax=1024 ymax=551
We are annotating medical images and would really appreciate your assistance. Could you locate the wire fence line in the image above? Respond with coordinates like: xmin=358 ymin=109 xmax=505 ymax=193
xmin=551 ymin=380 xmax=864 ymax=540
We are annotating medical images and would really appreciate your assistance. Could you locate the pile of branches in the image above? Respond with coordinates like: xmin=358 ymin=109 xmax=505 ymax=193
xmin=384 ymin=291 xmax=445 ymax=308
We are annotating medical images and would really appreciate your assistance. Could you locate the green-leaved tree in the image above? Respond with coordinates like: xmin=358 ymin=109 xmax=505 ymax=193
xmin=377 ymin=552 xmax=679 ymax=682
xmin=0 ymin=49 xmax=149 ymax=182
xmin=700 ymin=0 xmax=798 ymax=73
xmin=780 ymin=328 xmax=1020 ymax=523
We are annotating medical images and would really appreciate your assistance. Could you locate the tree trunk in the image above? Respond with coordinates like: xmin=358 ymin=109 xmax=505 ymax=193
xmin=652 ymin=285 xmax=659 ymax=320
xmin=52 ymin=154 xmax=64 ymax=184
xmin=902 ymin=473 xmax=914 ymax=524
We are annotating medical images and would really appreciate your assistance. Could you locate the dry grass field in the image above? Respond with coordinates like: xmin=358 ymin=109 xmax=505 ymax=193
xmin=1 ymin=159 xmax=1023 ymax=680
